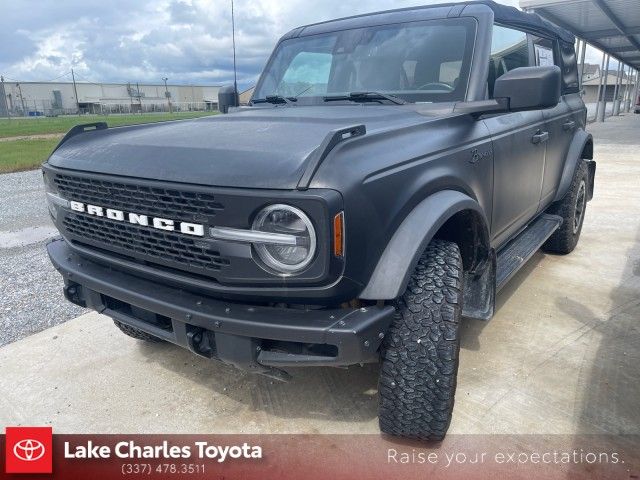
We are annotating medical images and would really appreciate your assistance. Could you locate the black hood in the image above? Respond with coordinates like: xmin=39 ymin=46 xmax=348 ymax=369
xmin=47 ymin=105 xmax=444 ymax=189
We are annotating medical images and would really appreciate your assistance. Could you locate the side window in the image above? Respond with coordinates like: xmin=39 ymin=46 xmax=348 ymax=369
xmin=439 ymin=60 xmax=463 ymax=85
xmin=489 ymin=25 xmax=529 ymax=98
xmin=533 ymin=37 xmax=555 ymax=67
xmin=279 ymin=52 xmax=332 ymax=96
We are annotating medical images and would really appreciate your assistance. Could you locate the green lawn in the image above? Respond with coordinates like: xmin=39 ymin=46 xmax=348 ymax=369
xmin=0 ymin=111 xmax=217 ymax=174
xmin=0 ymin=111 xmax=216 ymax=138
xmin=0 ymin=139 xmax=60 ymax=173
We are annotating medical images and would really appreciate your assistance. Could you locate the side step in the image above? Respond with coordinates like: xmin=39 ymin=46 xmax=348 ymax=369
xmin=496 ymin=214 xmax=562 ymax=291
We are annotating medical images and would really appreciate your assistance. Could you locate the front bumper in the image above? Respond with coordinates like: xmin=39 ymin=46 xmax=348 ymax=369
xmin=47 ymin=239 xmax=394 ymax=378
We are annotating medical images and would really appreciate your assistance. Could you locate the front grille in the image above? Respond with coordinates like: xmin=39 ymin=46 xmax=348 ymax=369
xmin=53 ymin=172 xmax=231 ymax=279
xmin=47 ymin=167 xmax=332 ymax=286
xmin=63 ymin=212 xmax=230 ymax=273
xmin=54 ymin=174 xmax=224 ymax=221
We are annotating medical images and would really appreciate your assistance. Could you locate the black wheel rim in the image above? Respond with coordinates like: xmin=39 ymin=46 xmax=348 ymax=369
xmin=573 ymin=180 xmax=586 ymax=234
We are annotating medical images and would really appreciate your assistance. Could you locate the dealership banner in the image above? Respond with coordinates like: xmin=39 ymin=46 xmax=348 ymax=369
xmin=1 ymin=431 xmax=638 ymax=479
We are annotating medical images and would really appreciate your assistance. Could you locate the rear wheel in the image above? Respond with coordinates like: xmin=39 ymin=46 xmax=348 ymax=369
xmin=543 ymin=160 xmax=589 ymax=254
xmin=378 ymin=239 xmax=463 ymax=440
xmin=113 ymin=319 xmax=164 ymax=342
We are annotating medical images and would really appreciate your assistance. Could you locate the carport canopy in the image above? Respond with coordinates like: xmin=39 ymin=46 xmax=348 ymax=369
xmin=519 ymin=0 xmax=640 ymax=69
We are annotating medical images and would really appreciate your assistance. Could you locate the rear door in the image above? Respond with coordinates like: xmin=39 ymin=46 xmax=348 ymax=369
xmin=534 ymin=36 xmax=581 ymax=211
xmin=484 ymin=25 xmax=547 ymax=247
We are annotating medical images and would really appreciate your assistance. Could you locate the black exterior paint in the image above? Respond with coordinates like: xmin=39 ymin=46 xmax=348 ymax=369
xmin=45 ymin=2 xmax=594 ymax=368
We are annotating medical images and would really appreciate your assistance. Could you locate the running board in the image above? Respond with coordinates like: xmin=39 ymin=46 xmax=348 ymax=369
xmin=496 ymin=214 xmax=562 ymax=292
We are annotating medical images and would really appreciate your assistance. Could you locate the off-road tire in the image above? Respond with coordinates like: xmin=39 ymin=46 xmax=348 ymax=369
xmin=542 ymin=160 xmax=589 ymax=254
xmin=378 ymin=239 xmax=463 ymax=440
xmin=113 ymin=319 xmax=164 ymax=342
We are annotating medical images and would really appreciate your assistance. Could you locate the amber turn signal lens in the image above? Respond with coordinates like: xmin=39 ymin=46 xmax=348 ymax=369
xmin=333 ymin=212 xmax=344 ymax=257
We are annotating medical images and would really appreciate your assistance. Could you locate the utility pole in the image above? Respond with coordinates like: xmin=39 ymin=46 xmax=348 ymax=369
xmin=162 ymin=77 xmax=172 ymax=113
xmin=127 ymin=82 xmax=134 ymax=113
xmin=136 ymin=82 xmax=142 ymax=113
xmin=71 ymin=68 xmax=80 ymax=114
xmin=1 ymin=75 xmax=9 ymax=120
xmin=231 ymin=0 xmax=238 ymax=105
xmin=16 ymin=83 xmax=26 ymax=116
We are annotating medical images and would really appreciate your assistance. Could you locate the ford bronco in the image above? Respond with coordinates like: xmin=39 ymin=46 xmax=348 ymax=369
xmin=44 ymin=1 xmax=595 ymax=439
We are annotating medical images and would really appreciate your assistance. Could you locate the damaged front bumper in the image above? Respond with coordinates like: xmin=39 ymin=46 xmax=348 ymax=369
xmin=47 ymin=238 xmax=395 ymax=380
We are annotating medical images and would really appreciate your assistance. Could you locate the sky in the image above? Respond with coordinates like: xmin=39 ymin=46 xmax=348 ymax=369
xmin=0 ymin=0 xmax=614 ymax=90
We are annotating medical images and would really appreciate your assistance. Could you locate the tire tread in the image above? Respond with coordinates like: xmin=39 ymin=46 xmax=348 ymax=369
xmin=378 ymin=239 xmax=463 ymax=440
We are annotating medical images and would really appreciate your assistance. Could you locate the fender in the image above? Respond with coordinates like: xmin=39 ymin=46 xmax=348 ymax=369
xmin=553 ymin=129 xmax=593 ymax=203
xmin=359 ymin=190 xmax=489 ymax=300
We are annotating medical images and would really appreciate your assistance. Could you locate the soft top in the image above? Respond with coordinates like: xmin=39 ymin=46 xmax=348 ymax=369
xmin=293 ymin=1 xmax=574 ymax=44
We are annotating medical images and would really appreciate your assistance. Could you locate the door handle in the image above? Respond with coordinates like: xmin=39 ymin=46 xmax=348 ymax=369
xmin=531 ymin=131 xmax=549 ymax=144
xmin=563 ymin=120 xmax=576 ymax=131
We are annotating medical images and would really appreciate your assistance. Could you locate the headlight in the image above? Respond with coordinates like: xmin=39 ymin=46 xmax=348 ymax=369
xmin=252 ymin=204 xmax=316 ymax=273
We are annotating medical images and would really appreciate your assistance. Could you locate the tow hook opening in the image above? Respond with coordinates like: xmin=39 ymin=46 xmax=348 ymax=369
xmin=185 ymin=327 xmax=292 ymax=381
xmin=64 ymin=282 xmax=86 ymax=307
xmin=186 ymin=328 xmax=216 ymax=358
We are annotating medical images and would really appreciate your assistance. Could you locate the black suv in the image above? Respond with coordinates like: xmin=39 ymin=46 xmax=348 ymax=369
xmin=44 ymin=1 xmax=595 ymax=440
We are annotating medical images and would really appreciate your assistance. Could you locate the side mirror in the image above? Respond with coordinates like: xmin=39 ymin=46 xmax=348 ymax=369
xmin=494 ymin=65 xmax=561 ymax=111
xmin=453 ymin=65 xmax=561 ymax=117
xmin=218 ymin=85 xmax=239 ymax=114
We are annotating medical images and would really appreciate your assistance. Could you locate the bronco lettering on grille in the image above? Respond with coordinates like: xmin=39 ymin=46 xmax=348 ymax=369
xmin=68 ymin=201 xmax=205 ymax=237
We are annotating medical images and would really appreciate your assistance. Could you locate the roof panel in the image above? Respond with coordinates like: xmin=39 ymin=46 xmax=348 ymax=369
xmin=598 ymin=36 xmax=634 ymax=49
xmin=543 ymin=3 xmax=614 ymax=33
xmin=606 ymin=0 xmax=640 ymax=29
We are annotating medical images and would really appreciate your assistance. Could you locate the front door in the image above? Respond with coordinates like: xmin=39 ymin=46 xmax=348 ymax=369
xmin=485 ymin=111 xmax=547 ymax=247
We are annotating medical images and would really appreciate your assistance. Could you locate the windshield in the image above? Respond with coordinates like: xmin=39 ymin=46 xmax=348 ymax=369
xmin=253 ymin=18 xmax=476 ymax=105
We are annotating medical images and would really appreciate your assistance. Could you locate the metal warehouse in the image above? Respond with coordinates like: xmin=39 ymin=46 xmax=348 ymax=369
xmin=0 ymin=80 xmax=221 ymax=116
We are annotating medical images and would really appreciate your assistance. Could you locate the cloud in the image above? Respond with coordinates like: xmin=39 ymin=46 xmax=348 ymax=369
xmin=4 ymin=0 xmax=580 ymax=90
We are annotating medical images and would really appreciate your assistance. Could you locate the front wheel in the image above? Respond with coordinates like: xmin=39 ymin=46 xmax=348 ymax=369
xmin=378 ymin=239 xmax=463 ymax=440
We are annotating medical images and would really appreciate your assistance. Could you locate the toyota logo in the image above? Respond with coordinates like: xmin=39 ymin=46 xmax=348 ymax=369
xmin=13 ymin=439 xmax=46 ymax=462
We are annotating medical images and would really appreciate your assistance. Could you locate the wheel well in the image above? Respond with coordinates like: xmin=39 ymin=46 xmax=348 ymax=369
xmin=433 ymin=209 xmax=489 ymax=272
xmin=581 ymin=138 xmax=593 ymax=160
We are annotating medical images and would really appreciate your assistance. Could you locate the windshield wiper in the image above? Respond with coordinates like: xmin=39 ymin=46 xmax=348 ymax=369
xmin=252 ymin=95 xmax=296 ymax=105
xmin=323 ymin=91 xmax=407 ymax=105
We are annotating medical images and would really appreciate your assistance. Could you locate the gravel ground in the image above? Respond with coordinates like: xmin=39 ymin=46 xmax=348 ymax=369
xmin=0 ymin=170 xmax=86 ymax=346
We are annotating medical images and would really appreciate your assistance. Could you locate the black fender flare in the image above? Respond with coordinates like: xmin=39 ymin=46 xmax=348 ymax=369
xmin=553 ymin=129 xmax=593 ymax=203
xmin=359 ymin=190 xmax=490 ymax=300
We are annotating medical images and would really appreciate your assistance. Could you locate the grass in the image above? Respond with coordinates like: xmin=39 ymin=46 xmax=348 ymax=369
xmin=0 ymin=111 xmax=217 ymax=174
xmin=0 ymin=138 xmax=60 ymax=173
xmin=0 ymin=111 xmax=216 ymax=138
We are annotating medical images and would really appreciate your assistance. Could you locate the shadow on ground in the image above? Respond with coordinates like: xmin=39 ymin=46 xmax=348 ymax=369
xmin=136 ymin=339 xmax=381 ymax=424
xmin=133 ymin=251 xmax=547 ymax=425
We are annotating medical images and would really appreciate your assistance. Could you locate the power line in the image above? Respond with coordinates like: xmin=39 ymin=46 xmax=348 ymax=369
xmin=0 ymin=71 xmax=70 ymax=83
xmin=45 ymin=71 xmax=72 ymax=82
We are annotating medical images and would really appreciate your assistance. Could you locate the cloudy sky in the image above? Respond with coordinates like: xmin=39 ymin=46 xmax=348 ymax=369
xmin=1 ymin=0 xmax=608 ymax=90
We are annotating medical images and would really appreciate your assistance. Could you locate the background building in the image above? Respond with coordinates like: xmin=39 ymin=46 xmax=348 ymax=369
xmin=238 ymin=86 xmax=255 ymax=105
xmin=0 ymin=80 xmax=221 ymax=116
xmin=581 ymin=63 xmax=600 ymax=82
xmin=580 ymin=66 xmax=636 ymax=104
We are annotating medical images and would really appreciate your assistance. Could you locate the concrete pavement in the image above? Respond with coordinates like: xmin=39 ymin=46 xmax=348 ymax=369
xmin=0 ymin=113 xmax=638 ymax=434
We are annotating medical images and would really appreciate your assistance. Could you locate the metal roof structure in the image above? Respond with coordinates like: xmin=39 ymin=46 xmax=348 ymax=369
xmin=520 ymin=0 xmax=640 ymax=69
